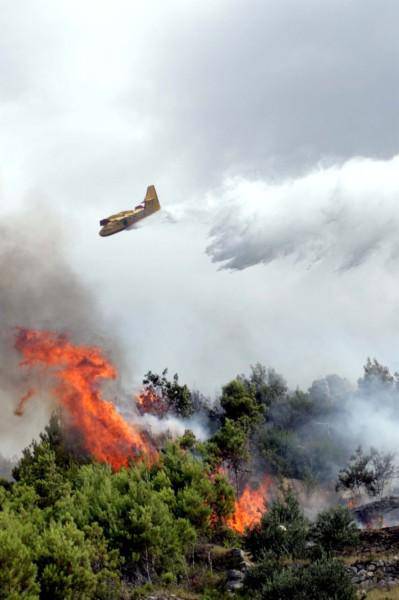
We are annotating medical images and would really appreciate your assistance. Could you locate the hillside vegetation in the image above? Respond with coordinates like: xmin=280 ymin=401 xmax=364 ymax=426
xmin=2 ymin=359 xmax=398 ymax=598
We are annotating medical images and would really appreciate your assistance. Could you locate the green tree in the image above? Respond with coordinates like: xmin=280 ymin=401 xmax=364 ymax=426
xmin=358 ymin=358 xmax=396 ymax=394
xmin=207 ymin=419 xmax=249 ymax=494
xmin=258 ymin=427 xmax=309 ymax=479
xmin=240 ymin=363 xmax=288 ymax=412
xmin=368 ymin=447 xmax=396 ymax=498
xmin=143 ymin=369 xmax=194 ymax=417
xmin=82 ymin=523 xmax=121 ymax=600
xmin=220 ymin=379 xmax=261 ymax=428
xmin=12 ymin=441 xmax=70 ymax=508
xmin=0 ymin=510 xmax=39 ymax=599
xmin=208 ymin=472 xmax=235 ymax=528
xmin=337 ymin=446 xmax=396 ymax=500
xmin=160 ymin=441 xmax=233 ymax=532
xmin=179 ymin=429 xmax=197 ymax=450
xmin=336 ymin=446 xmax=374 ymax=499
xmin=36 ymin=521 xmax=97 ymax=600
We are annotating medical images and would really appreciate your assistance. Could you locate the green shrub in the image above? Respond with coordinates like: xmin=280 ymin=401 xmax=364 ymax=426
xmin=311 ymin=506 xmax=359 ymax=554
xmin=160 ymin=571 xmax=175 ymax=585
xmin=244 ymin=557 xmax=356 ymax=600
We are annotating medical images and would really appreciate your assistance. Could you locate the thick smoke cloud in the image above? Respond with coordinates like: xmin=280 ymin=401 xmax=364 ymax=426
xmin=131 ymin=0 xmax=399 ymax=182
xmin=1 ymin=0 xmax=399 ymax=210
xmin=2 ymin=0 xmax=399 ymax=461
xmin=0 ymin=203 xmax=107 ymax=456
xmin=206 ymin=155 xmax=399 ymax=271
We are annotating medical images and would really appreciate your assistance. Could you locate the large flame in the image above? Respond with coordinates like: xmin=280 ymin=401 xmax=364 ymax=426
xmin=228 ymin=476 xmax=271 ymax=534
xmin=15 ymin=328 xmax=157 ymax=469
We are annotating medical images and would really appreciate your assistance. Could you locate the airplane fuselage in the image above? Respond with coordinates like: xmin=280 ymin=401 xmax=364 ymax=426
xmin=99 ymin=185 xmax=160 ymax=237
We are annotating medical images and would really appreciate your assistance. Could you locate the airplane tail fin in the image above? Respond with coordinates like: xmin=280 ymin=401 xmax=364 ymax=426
xmin=144 ymin=185 xmax=161 ymax=211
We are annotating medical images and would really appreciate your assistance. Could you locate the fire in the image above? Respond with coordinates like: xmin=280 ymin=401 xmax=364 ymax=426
xmin=14 ymin=388 xmax=36 ymax=416
xmin=15 ymin=328 xmax=157 ymax=470
xmin=347 ymin=498 xmax=356 ymax=510
xmin=135 ymin=388 xmax=168 ymax=417
xmin=228 ymin=476 xmax=271 ymax=534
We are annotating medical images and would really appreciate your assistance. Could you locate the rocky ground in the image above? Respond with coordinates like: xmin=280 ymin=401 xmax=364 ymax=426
xmin=356 ymin=526 xmax=399 ymax=554
xmin=345 ymin=557 xmax=399 ymax=591
xmin=343 ymin=526 xmax=399 ymax=594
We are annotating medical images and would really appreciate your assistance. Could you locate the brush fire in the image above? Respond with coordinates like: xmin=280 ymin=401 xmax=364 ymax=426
xmin=13 ymin=327 xmax=271 ymax=534
xmin=135 ymin=387 xmax=168 ymax=417
xmin=228 ymin=476 xmax=271 ymax=534
xmin=14 ymin=328 xmax=157 ymax=470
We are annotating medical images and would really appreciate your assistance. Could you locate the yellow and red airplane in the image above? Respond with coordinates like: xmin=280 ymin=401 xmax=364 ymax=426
xmin=99 ymin=185 xmax=161 ymax=237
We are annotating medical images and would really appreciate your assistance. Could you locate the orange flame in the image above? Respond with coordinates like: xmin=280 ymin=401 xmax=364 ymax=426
xmin=15 ymin=328 xmax=157 ymax=470
xmin=14 ymin=388 xmax=36 ymax=416
xmin=228 ymin=476 xmax=271 ymax=534
xmin=135 ymin=388 xmax=168 ymax=417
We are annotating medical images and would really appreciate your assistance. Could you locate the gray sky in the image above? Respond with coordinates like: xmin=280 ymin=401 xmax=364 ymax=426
xmin=1 ymin=0 xmax=399 ymax=417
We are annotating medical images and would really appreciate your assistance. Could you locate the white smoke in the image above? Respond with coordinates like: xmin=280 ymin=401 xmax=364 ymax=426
xmin=133 ymin=413 xmax=209 ymax=442
xmin=342 ymin=395 xmax=399 ymax=455
xmin=206 ymin=155 xmax=399 ymax=271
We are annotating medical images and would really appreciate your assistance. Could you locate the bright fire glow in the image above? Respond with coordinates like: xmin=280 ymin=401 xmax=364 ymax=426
xmin=228 ymin=476 xmax=271 ymax=534
xmin=15 ymin=328 xmax=157 ymax=469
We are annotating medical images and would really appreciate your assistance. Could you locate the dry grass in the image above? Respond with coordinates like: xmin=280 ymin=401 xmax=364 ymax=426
xmin=367 ymin=585 xmax=399 ymax=599
xmin=342 ymin=552 xmax=399 ymax=565
xmin=129 ymin=587 xmax=202 ymax=600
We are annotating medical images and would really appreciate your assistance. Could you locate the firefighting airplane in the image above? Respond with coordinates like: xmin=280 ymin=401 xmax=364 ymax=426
xmin=99 ymin=185 xmax=161 ymax=237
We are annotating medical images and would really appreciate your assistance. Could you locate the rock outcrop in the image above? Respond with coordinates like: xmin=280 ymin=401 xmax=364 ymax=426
xmin=352 ymin=496 xmax=399 ymax=527
xmin=345 ymin=557 xmax=399 ymax=590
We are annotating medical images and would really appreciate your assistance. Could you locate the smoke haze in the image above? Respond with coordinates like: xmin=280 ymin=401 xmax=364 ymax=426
xmin=0 ymin=204 xmax=112 ymax=455
xmin=1 ymin=1 xmax=399 ymax=462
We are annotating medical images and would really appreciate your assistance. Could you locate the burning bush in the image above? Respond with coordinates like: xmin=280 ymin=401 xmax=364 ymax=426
xmin=141 ymin=369 xmax=194 ymax=418
xmin=227 ymin=476 xmax=271 ymax=534
xmin=14 ymin=328 xmax=157 ymax=469
xmin=8 ymin=329 xmax=399 ymax=597
xmin=244 ymin=487 xmax=309 ymax=560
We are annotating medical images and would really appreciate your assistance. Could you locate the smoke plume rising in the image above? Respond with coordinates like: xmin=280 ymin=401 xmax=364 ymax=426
xmin=0 ymin=202 xmax=107 ymax=456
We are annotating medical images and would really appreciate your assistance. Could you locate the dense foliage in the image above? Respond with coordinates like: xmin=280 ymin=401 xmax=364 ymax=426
xmin=3 ymin=357 xmax=396 ymax=598
xmin=242 ymin=494 xmax=357 ymax=599
xmin=244 ymin=556 xmax=356 ymax=600
xmin=0 ymin=416 xmax=236 ymax=598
